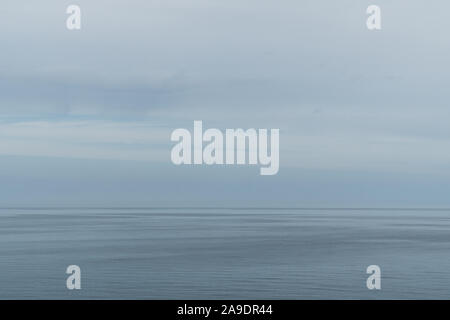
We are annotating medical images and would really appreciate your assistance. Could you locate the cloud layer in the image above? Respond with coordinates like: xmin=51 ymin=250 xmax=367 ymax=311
xmin=1 ymin=1 xmax=450 ymax=205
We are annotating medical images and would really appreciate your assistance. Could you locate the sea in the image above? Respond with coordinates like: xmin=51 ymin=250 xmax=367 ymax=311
xmin=1 ymin=207 xmax=450 ymax=299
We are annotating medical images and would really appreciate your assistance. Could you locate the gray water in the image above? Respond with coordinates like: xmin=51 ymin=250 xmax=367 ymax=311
xmin=1 ymin=207 xmax=450 ymax=299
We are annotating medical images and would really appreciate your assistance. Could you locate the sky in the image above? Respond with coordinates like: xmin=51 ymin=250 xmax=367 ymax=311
xmin=0 ymin=0 xmax=450 ymax=206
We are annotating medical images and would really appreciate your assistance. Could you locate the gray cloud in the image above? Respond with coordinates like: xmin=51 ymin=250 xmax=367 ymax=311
xmin=1 ymin=0 xmax=450 ymax=205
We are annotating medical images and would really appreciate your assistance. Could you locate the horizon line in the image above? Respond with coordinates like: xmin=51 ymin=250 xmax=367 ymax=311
xmin=1 ymin=206 xmax=450 ymax=211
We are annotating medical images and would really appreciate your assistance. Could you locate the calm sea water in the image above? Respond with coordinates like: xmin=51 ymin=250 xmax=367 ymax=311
xmin=0 ymin=207 xmax=450 ymax=299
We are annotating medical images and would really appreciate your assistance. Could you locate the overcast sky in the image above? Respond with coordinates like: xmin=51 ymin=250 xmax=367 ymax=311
xmin=0 ymin=0 xmax=449 ymax=206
